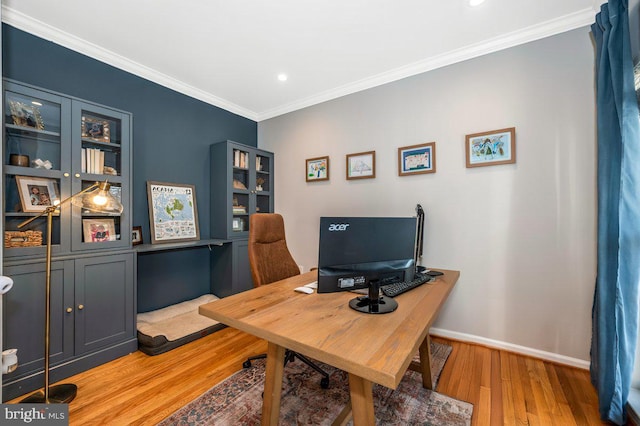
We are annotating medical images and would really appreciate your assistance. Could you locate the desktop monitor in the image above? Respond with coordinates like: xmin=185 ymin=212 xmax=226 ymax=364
xmin=317 ymin=216 xmax=418 ymax=296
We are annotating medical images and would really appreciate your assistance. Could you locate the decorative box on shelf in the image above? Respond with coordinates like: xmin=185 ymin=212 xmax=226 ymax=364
xmin=4 ymin=230 xmax=43 ymax=248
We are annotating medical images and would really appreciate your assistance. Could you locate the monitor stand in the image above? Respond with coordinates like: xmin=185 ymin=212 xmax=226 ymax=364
xmin=349 ymin=280 xmax=398 ymax=314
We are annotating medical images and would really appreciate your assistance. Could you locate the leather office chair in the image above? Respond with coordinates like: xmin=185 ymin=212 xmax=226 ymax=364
xmin=243 ymin=213 xmax=330 ymax=389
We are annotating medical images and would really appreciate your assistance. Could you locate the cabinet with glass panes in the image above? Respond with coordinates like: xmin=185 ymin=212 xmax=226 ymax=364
xmin=210 ymin=140 xmax=274 ymax=239
xmin=3 ymin=79 xmax=132 ymax=258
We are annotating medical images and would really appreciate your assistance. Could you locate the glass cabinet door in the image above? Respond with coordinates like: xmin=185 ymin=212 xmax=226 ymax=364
xmin=3 ymin=82 xmax=72 ymax=257
xmin=254 ymin=153 xmax=272 ymax=215
xmin=70 ymin=102 xmax=130 ymax=251
xmin=229 ymin=145 xmax=273 ymax=237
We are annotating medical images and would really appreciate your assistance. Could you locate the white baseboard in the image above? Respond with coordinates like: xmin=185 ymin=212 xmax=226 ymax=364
xmin=430 ymin=327 xmax=590 ymax=370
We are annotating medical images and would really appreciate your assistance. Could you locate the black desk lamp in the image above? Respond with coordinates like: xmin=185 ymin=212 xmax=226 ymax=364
xmin=18 ymin=181 xmax=123 ymax=403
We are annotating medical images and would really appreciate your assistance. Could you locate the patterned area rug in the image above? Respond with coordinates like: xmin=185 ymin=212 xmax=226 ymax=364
xmin=159 ymin=342 xmax=472 ymax=425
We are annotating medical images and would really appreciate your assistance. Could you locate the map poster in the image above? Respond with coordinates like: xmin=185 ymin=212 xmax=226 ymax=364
xmin=146 ymin=181 xmax=200 ymax=244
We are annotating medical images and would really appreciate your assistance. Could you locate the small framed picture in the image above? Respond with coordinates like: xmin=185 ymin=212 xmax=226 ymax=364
xmin=81 ymin=115 xmax=111 ymax=143
xmin=132 ymin=226 xmax=143 ymax=246
xmin=9 ymin=100 xmax=44 ymax=130
xmin=147 ymin=181 xmax=200 ymax=244
xmin=306 ymin=156 xmax=329 ymax=182
xmin=232 ymin=217 xmax=245 ymax=232
xmin=465 ymin=127 xmax=516 ymax=168
xmin=15 ymin=176 xmax=60 ymax=213
xmin=398 ymin=142 xmax=436 ymax=176
xmin=83 ymin=218 xmax=116 ymax=243
xmin=346 ymin=151 xmax=376 ymax=180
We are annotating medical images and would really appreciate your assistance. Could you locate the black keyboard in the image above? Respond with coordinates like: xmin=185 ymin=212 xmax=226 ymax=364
xmin=381 ymin=273 xmax=433 ymax=297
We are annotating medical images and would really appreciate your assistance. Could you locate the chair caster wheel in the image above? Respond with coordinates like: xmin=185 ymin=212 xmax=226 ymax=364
xmin=320 ymin=377 xmax=330 ymax=389
xmin=243 ymin=360 xmax=251 ymax=368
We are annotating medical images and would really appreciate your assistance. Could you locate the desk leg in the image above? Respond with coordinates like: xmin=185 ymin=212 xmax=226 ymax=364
xmin=261 ymin=342 xmax=286 ymax=426
xmin=418 ymin=334 xmax=434 ymax=390
xmin=348 ymin=373 xmax=375 ymax=426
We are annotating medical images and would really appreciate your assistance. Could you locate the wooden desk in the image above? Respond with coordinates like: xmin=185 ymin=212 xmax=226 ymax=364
xmin=199 ymin=269 xmax=459 ymax=425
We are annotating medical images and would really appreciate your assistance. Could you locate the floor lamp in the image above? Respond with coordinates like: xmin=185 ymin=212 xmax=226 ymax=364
xmin=18 ymin=181 xmax=123 ymax=404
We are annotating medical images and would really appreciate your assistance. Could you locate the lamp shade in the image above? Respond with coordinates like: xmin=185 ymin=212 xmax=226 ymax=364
xmin=71 ymin=182 xmax=123 ymax=214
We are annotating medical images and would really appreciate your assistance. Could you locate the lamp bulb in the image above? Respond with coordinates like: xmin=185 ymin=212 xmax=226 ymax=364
xmin=92 ymin=195 xmax=108 ymax=206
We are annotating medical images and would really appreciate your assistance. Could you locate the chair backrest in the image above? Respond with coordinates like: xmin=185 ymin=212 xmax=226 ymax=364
xmin=248 ymin=213 xmax=301 ymax=287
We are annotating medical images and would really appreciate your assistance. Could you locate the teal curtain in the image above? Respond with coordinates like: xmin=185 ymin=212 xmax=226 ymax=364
xmin=590 ymin=0 xmax=640 ymax=424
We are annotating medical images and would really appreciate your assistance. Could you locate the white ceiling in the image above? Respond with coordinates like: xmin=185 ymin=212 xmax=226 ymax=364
xmin=2 ymin=1 xmax=598 ymax=122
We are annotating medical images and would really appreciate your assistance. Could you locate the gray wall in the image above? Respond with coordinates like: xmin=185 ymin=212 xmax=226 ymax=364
xmin=259 ymin=27 xmax=596 ymax=364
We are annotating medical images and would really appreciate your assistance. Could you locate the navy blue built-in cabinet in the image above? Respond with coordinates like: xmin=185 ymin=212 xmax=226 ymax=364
xmin=2 ymin=80 xmax=136 ymax=401
xmin=210 ymin=140 xmax=274 ymax=297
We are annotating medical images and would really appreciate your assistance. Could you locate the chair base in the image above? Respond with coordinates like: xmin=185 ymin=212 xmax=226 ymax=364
xmin=244 ymin=350 xmax=330 ymax=389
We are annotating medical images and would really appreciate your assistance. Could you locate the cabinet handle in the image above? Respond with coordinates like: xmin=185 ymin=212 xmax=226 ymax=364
xmin=63 ymin=172 xmax=70 ymax=178
xmin=66 ymin=307 xmax=72 ymax=313
xmin=75 ymin=173 xmax=80 ymax=178
xmin=78 ymin=304 xmax=84 ymax=310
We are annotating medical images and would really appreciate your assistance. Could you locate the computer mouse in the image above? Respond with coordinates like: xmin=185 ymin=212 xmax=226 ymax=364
xmin=294 ymin=286 xmax=314 ymax=294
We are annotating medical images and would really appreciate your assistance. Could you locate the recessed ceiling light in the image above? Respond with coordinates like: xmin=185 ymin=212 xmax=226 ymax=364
xmin=277 ymin=74 xmax=288 ymax=82
xmin=469 ymin=0 xmax=485 ymax=6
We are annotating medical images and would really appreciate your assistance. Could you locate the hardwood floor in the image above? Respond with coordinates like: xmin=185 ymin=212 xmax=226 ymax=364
xmin=9 ymin=330 xmax=606 ymax=425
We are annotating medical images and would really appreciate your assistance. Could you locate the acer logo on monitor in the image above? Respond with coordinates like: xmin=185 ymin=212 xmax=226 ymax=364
xmin=328 ymin=224 xmax=350 ymax=231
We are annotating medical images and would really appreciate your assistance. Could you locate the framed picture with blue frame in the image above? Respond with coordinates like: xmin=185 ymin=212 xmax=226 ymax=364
xmin=398 ymin=142 xmax=436 ymax=176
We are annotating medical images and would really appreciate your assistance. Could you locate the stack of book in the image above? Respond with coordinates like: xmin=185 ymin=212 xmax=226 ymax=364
xmin=82 ymin=148 xmax=108 ymax=174
xmin=233 ymin=149 xmax=249 ymax=169
xmin=233 ymin=205 xmax=247 ymax=214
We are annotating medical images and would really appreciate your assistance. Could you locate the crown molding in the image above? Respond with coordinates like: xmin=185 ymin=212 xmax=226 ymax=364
xmin=1 ymin=6 xmax=259 ymax=122
xmin=2 ymin=5 xmax=595 ymax=123
xmin=256 ymin=7 xmax=596 ymax=121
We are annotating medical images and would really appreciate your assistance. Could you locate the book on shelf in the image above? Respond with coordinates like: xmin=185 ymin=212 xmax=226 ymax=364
xmin=82 ymin=147 xmax=110 ymax=174
xmin=233 ymin=149 xmax=248 ymax=169
xmin=232 ymin=205 xmax=247 ymax=214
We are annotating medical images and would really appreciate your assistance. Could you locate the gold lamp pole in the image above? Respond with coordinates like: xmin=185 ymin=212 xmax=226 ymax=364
xmin=18 ymin=181 xmax=123 ymax=404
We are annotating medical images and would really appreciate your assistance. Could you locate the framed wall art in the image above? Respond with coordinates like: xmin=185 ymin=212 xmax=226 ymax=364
xmin=146 ymin=181 xmax=200 ymax=244
xmin=346 ymin=151 xmax=376 ymax=180
xmin=306 ymin=156 xmax=329 ymax=182
xmin=465 ymin=127 xmax=516 ymax=168
xmin=132 ymin=226 xmax=143 ymax=246
xmin=398 ymin=142 xmax=436 ymax=176
xmin=15 ymin=176 xmax=60 ymax=213
xmin=83 ymin=218 xmax=116 ymax=243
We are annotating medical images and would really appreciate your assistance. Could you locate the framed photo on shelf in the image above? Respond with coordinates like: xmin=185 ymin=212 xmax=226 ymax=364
xmin=146 ymin=181 xmax=200 ymax=244
xmin=132 ymin=226 xmax=143 ymax=246
xmin=15 ymin=176 xmax=60 ymax=213
xmin=306 ymin=156 xmax=329 ymax=182
xmin=346 ymin=151 xmax=376 ymax=180
xmin=9 ymin=100 xmax=44 ymax=130
xmin=398 ymin=142 xmax=436 ymax=176
xmin=232 ymin=217 xmax=245 ymax=232
xmin=81 ymin=115 xmax=111 ymax=143
xmin=82 ymin=218 xmax=116 ymax=243
xmin=465 ymin=127 xmax=516 ymax=168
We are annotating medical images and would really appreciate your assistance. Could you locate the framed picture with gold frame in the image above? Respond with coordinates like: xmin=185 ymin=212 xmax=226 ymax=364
xmin=306 ymin=156 xmax=329 ymax=182
xmin=398 ymin=142 xmax=436 ymax=176
xmin=346 ymin=151 xmax=375 ymax=180
xmin=9 ymin=100 xmax=45 ymax=130
xmin=81 ymin=115 xmax=111 ymax=143
xmin=465 ymin=127 xmax=516 ymax=168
